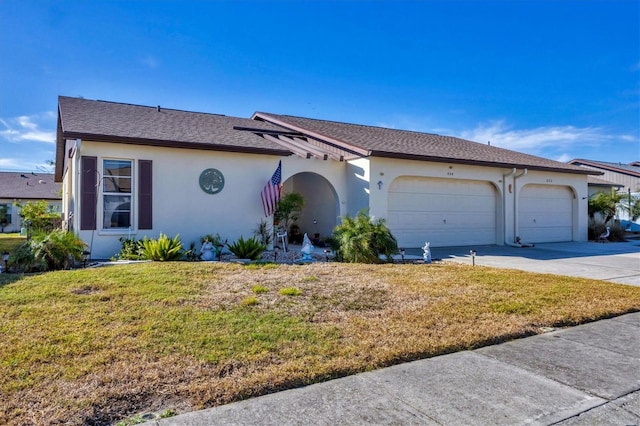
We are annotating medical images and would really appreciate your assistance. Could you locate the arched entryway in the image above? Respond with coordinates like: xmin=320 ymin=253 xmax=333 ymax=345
xmin=281 ymin=172 xmax=339 ymax=243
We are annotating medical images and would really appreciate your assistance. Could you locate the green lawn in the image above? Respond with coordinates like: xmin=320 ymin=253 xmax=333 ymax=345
xmin=1 ymin=261 xmax=639 ymax=425
xmin=0 ymin=233 xmax=25 ymax=255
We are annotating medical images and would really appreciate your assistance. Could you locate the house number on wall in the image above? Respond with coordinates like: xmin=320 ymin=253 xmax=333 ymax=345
xmin=199 ymin=168 xmax=225 ymax=194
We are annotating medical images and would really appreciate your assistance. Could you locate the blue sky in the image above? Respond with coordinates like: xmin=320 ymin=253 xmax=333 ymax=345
xmin=1 ymin=0 xmax=638 ymax=172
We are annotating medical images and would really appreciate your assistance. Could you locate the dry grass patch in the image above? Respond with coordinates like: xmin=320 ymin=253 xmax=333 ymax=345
xmin=1 ymin=261 xmax=639 ymax=425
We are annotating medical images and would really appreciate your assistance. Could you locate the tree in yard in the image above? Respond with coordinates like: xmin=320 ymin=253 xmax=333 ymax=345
xmin=17 ymin=200 xmax=61 ymax=232
xmin=588 ymin=191 xmax=623 ymax=224
xmin=274 ymin=192 xmax=304 ymax=234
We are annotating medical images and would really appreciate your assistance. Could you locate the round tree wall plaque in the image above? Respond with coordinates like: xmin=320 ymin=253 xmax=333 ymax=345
xmin=199 ymin=168 xmax=225 ymax=194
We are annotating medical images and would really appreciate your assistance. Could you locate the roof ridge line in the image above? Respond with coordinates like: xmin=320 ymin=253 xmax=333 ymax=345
xmin=257 ymin=111 xmax=445 ymax=138
xmin=59 ymin=96 xmax=228 ymax=118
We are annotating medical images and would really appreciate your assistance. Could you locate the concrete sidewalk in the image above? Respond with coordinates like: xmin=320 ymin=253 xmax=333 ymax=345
xmin=144 ymin=312 xmax=640 ymax=425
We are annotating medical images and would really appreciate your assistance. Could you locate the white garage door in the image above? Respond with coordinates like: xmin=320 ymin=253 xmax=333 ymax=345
xmin=519 ymin=184 xmax=573 ymax=243
xmin=387 ymin=177 xmax=497 ymax=248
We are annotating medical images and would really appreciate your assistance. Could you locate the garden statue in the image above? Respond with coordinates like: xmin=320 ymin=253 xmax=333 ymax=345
xmin=200 ymin=238 xmax=216 ymax=261
xmin=301 ymin=233 xmax=314 ymax=262
xmin=423 ymin=241 xmax=432 ymax=264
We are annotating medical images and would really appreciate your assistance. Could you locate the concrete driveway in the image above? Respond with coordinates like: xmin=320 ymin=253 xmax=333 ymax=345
xmin=428 ymin=240 xmax=640 ymax=286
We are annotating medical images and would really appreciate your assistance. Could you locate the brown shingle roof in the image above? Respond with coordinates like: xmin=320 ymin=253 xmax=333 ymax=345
xmin=0 ymin=172 xmax=61 ymax=200
xmin=255 ymin=113 xmax=598 ymax=175
xmin=57 ymin=96 xmax=290 ymax=152
xmin=569 ymin=159 xmax=640 ymax=177
xmin=55 ymin=96 xmax=599 ymax=180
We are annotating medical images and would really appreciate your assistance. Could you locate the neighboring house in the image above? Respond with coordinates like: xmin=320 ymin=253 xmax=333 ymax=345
xmin=569 ymin=159 xmax=640 ymax=223
xmin=585 ymin=176 xmax=624 ymax=197
xmin=55 ymin=96 xmax=599 ymax=259
xmin=0 ymin=172 xmax=62 ymax=233
xmin=569 ymin=159 xmax=640 ymax=194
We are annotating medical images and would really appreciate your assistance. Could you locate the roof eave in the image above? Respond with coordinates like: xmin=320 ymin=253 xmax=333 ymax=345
xmin=54 ymin=109 xmax=65 ymax=182
xmin=60 ymin=132 xmax=293 ymax=157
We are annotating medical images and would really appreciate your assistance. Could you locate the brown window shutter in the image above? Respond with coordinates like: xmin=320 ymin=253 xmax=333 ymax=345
xmin=80 ymin=156 xmax=97 ymax=230
xmin=138 ymin=160 xmax=152 ymax=229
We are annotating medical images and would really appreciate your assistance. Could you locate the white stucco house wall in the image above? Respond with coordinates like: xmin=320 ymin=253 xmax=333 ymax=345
xmin=55 ymin=96 xmax=599 ymax=259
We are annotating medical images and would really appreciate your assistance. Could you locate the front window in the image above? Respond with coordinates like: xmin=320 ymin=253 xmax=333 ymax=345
xmin=103 ymin=159 xmax=132 ymax=229
xmin=0 ymin=204 xmax=11 ymax=225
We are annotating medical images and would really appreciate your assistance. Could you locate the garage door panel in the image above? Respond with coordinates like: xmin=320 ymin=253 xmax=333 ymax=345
xmin=389 ymin=177 xmax=497 ymax=247
xmin=519 ymin=185 xmax=573 ymax=243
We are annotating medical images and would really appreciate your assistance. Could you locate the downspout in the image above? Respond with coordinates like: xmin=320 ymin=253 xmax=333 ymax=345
xmin=502 ymin=168 xmax=516 ymax=246
xmin=506 ymin=168 xmax=528 ymax=247
xmin=73 ymin=139 xmax=81 ymax=232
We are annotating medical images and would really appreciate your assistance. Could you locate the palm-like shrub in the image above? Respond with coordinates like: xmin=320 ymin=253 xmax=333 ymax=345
xmin=12 ymin=230 xmax=87 ymax=272
xmin=588 ymin=191 xmax=623 ymax=224
xmin=332 ymin=209 xmax=398 ymax=263
xmin=140 ymin=233 xmax=184 ymax=261
xmin=227 ymin=236 xmax=266 ymax=260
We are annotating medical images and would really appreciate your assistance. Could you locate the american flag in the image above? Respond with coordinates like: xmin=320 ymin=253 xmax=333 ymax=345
xmin=261 ymin=161 xmax=282 ymax=217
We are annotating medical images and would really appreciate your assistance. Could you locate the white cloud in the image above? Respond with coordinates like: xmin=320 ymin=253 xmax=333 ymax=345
xmin=0 ymin=113 xmax=56 ymax=144
xmin=553 ymin=153 xmax=573 ymax=163
xmin=0 ymin=158 xmax=23 ymax=169
xmin=457 ymin=120 xmax=616 ymax=153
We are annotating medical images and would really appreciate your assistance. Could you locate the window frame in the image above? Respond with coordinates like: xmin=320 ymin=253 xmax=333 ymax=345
xmin=101 ymin=158 xmax=134 ymax=231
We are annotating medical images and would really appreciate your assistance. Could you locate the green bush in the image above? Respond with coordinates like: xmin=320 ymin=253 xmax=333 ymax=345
xmin=588 ymin=218 xmax=627 ymax=242
xmin=11 ymin=230 xmax=87 ymax=272
xmin=227 ymin=236 xmax=266 ymax=260
xmin=17 ymin=200 xmax=61 ymax=233
xmin=331 ymin=209 xmax=398 ymax=263
xmin=140 ymin=233 xmax=184 ymax=261
xmin=117 ymin=237 xmax=144 ymax=260
xmin=253 ymin=219 xmax=272 ymax=246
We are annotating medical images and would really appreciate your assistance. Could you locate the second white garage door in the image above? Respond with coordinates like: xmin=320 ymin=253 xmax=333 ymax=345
xmin=518 ymin=184 xmax=573 ymax=243
xmin=387 ymin=177 xmax=498 ymax=248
